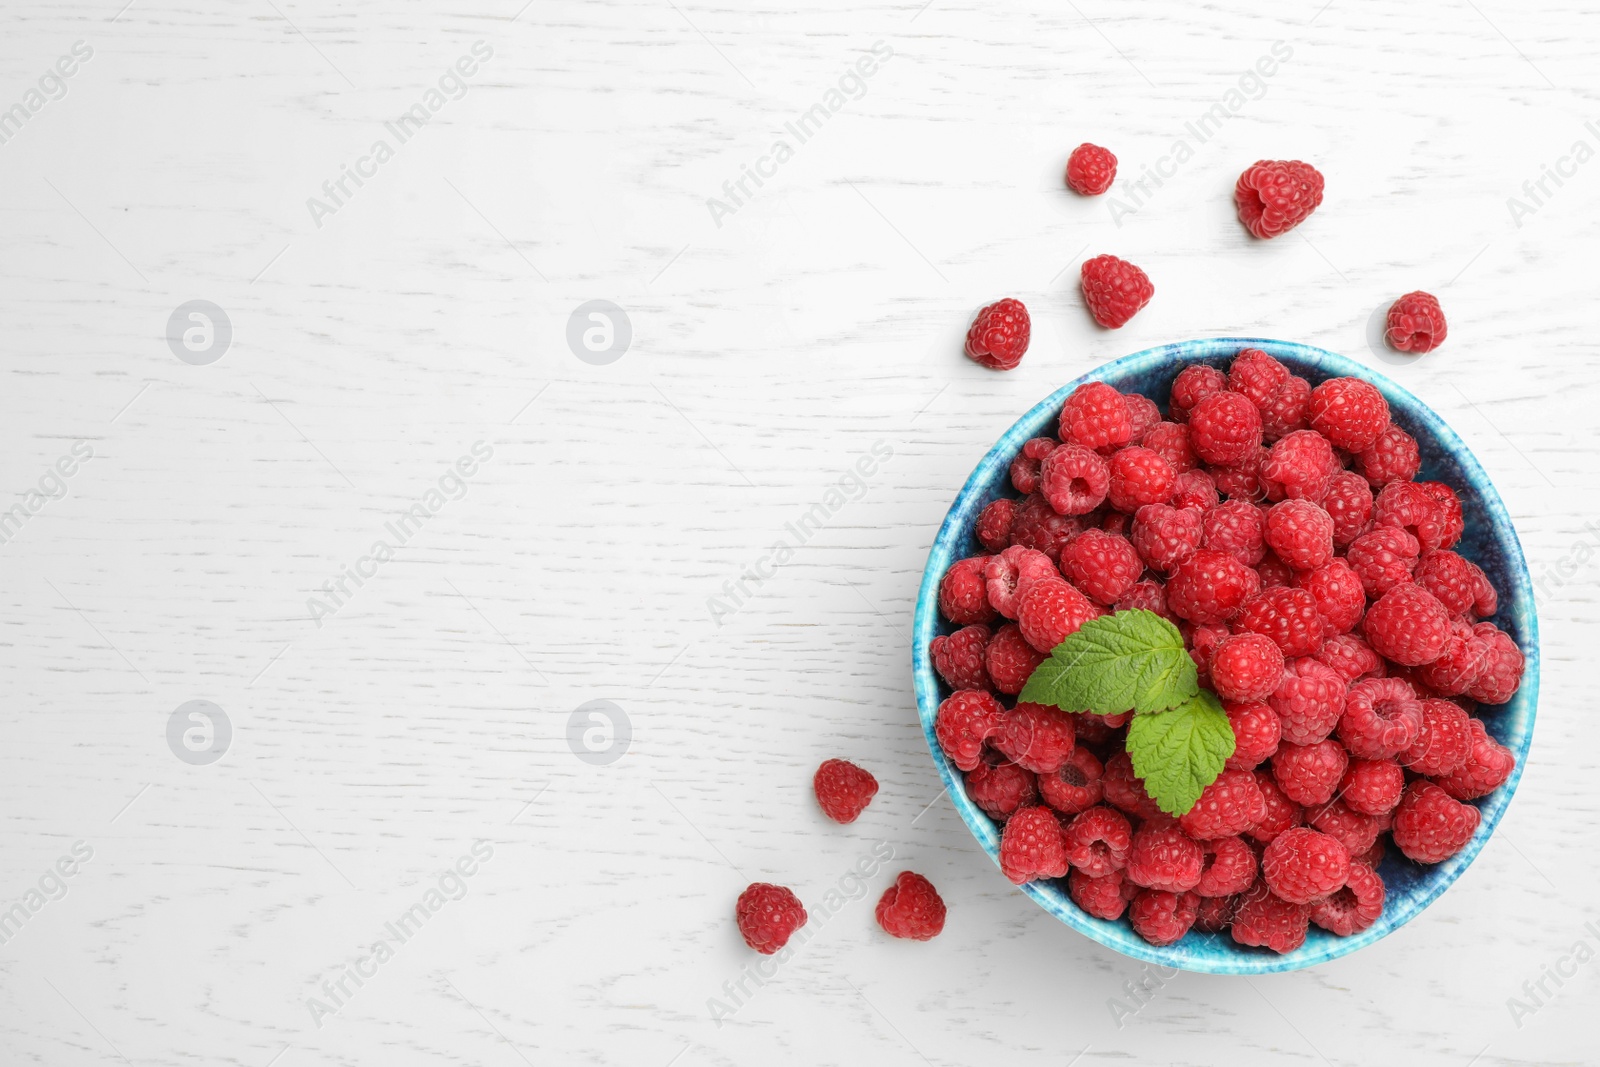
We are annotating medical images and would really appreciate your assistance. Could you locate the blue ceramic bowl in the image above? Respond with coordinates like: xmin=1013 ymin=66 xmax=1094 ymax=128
xmin=912 ymin=337 xmax=1538 ymax=974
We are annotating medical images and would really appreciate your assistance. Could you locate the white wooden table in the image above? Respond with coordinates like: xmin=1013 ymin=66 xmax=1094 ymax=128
xmin=1 ymin=1 xmax=1594 ymax=1064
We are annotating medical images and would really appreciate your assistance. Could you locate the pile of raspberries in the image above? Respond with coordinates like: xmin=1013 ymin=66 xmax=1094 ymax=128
xmin=929 ymin=347 xmax=1525 ymax=953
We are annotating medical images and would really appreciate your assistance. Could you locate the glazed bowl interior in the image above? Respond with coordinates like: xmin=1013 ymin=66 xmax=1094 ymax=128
xmin=911 ymin=337 xmax=1538 ymax=974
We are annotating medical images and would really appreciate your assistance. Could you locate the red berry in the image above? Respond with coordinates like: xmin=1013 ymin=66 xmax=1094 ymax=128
xmin=1260 ymin=375 xmax=1313 ymax=442
xmin=1321 ymin=470 xmax=1375 ymax=547
xmin=1166 ymin=549 xmax=1262 ymax=624
xmin=930 ymin=624 xmax=992 ymax=692
xmin=1261 ymin=429 xmax=1337 ymax=502
xmin=876 ymin=871 xmax=947 ymax=940
xmin=1264 ymin=498 xmax=1335 ymax=571
xmin=1016 ymin=578 xmax=1101 ymax=653
xmin=1201 ymin=498 xmax=1267 ymax=567
xmin=1225 ymin=699 xmax=1282 ymax=771
xmin=1069 ymin=868 xmax=1130 ymax=920
xmin=1130 ymin=889 xmax=1201 ymax=946
xmin=1229 ymin=349 xmax=1292 ymax=409
xmin=1107 ymin=446 xmax=1177 ymax=512
xmin=1060 ymin=381 xmax=1134 ymax=453
xmin=1009 ymin=493 xmax=1086 ymax=562
xmin=965 ymin=298 xmax=1031 ymax=370
xmin=1114 ymin=578 xmax=1174 ymax=621
xmin=1080 ymin=254 xmax=1154 ymax=329
xmin=1248 ymin=771 xmax=1305 ymax=845
xmin=1416 ymin=482 xmax=1465 ymax=549
xmin=1124 ymin=392 xmax=1162 ymax=442
xmin=1391 ymin=780 xmax=1478 ymax=863
xmin=975 ymin=497 xmax=1017 ymax=552
xmin=1189 ymin=391 xmax=1263 ymax=467
xmin=1062 ymin=804 xmax=1133 ymax=877
xmin=1009 ymin=436 xmax=1056 ymax=495
xmin=1339 ymin=758 xmax=1404 ymax=815
xmin=1385 ymin=291 xmax=1447 ymax=354
xmin=1337 ymin=677 xmax=1423 ymax=760
xmin=814 ymin=758 xmax=879 ymax=823
xmin=939 ymin=555 xmax=996 ymax=624
xmin=1355 ymin=423 xmax=1421 ymax=487
xmin=1039 ymin=746 xmax=1106 ymax=816
xmin=1131 ymin=503 xmax=1204 ymax=574
xmin=1179 ymin=768 xmax=1269 ymax=840
xmin=1212 ymin=447 xmax=1269 ymax=502
xmin=999 ymin=805 xmax=1070 ymax=883
xmin=1060 ymin=529 xmax=1143 ymax=606
xmin=1399 ymin=697 xmax=1473 ymax=777
xmin=1346 ymin=525 xmax=1420 ymax=597
xmin=1234 ymin=159 xmax=1325 ymax=239
xmin=1308 ymin=376 xmax=1390 ymax=451
xmin=1312 ymin=632 xmax=1384 ymax=685
xmin=1235 ymin=586 xmax=1327 ymax=658
xmin=1125 ymin=823 xmax=1204 ymax=893
xmin=1231 ymin=880 xmax=1309 ymax=953
xmin=993 ymin=701 xmax=1078 ymax=774
xmin=1295 ymin=558 xmax=1366 ymax=634
xmin=1308 ymin=860 xmax=1384 ymax=936
xmin=984 ymin=544 xmax=1058 ymax=618
xmin=1262 ymin=827 xmax=1350 ymax=904
xmin=1306 ymin=799 xmax=1380 ymax=857
xmin=1196 ymin=835 xmax=1258 ymax=897
xmin=1040 ymin=444 xmax=1111 ymax=516
xmin=1169 ymin=365 xmax=1228 ymax=423
xmin=1414 ymin=550 xmax=1477 ymax=615
xmin=1194 ymin=893 xmax=1238 ymax=932
xmin=1066 ymin=143 xmax=1118 ymax=195
xmin=736 ymin=883 xmax=807 ymax=953
xmin=1374 ymin=481 xmax=1452 ymax=553
xmin=1272 ymin=739 xmax=1348 ymax=807
xmin=984 ymin=622 xmax=1047 ymax=695
xmin=1210 ymin=633 xmax=1286 ymax=703
xmin=1363 ymin=583 xmax=1451 ymax=666
xmin=934 ymin=689 xmax=1004 ymax=771
xmin=965 ymin=758 xmax=1038 ymax=821
xmin=1465 ymin=624 xmax=1524 ymax=704
xmin=1171 ymin=468 xmax=1220 ymax=511
xmin=1269 ymin=656 xmax=1348 ymax=746
xmin=1143 ymin=421 xmax=1198 ymax=471
xmin=1434 ymin=718 xmax=1515 ymax=800
xmin=1102 ymin=750 xmax=1167 ymax=822
xmin=1414 ymin=619 xmax=1489 ymax=697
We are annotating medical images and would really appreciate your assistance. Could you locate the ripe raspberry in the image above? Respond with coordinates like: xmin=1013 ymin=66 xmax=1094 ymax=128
xmin=1260 ymin=375 xmax=1312 ymax=442
xmin=1195 ymin=836 xmax=1257 ymax=898
xmin=1339 ymin=759 xmax=1404 ymax=815
xmin=974 ymin=497 xmax=1017 ymax=552
xmin=1307 ymin=861 xmax=1384 ymax=936
xmin=1295 ymin=559 xmax=1365 ymax=634
xmin=1057 ymin=531 xmax=1139 ymax=606
xmin=1009 ymin=436 xmax=1057 ymax=495
xmin=1269 ymin=657 xmax=1348 ymax=746
xmin=984 ymin=545 xmax=1058 ymax=618
xmin=1170 ymin=365 xmax=1228 ymax=422
xmin=1434 ymin=718 xmax=1515 ymax=800
xmin=1080 ymin=254 xmax=1154 ymax=329
xmin=1338 ymin=678 xmax=1423 ymax=760
xmin=814 ymin=759 xmax=880 ymax=823
xmin=1374 ymin=481 xmax=1451 ymax=553
xmin=1131 ymin=503 xmax=1203 ymax=574
xmin=1000 ymin=805 xmax=1071 ymax=883
xmin=1058 ymin=382 xmax=1133 ymax=453
xmin=1261 ymin=429 xmax=1337 ymax=502
xmin=1179 ymin=768 xmax=1268 ymax=840
xmin=1346 ymin=525 xmax=1421 ymax=597
xmin=1009 ymin=493 xmax=1085 ymax=562
xmin=1102 ymin=751 xmax=1167 ymax=822
xmin=1468 ymin=563 xmax=1498 ymax=618
xmin=1235 ymin=587 xmax=1327 ymax=658
xmin=1416 ymin=482 xmax=1465 ymax=549
xmin=939 ymin=555 xmax=996 ymax=624
xmin=1186 ymin=621 xmax=1229 ymax=685
xmin=1234 ymin=159 xmax=1325 ymax=239
xmin=1143 ymin=421 xmax=1198 ymax=472
xmin=1202 ymin=498 xmax=1267 ymax=566
xmin=1115 ymin=579 xmax=1174 ymax=621
xmin=1321 ymin=470 xmax=1375 ymax=547
xmin=1167 ymin=549 xmax=1262 ymax=624
xmin=985 ymin=623 xmax=1046 ymax=695
xmin=1355 ymin=424 xmax=1421 ymax=487
xmin=1306 ymin=799 xmax=1380 ymax=857
xmin=1189 ymin=391 xmax=1263 ymax=467
xmin=934 ymin=689 xmax=1004 ymax=771
xmin=1363 ymin=583 xmax=1451 ymax=666
xmin=1248 ymin=771 xmax=1305 ymax=845
xmin=1386 ymin=291 xmax=1447 ymax=353
xmin=1069 ymin=868 xmax=1130 ymax=920
xmin=1194 ymin=894 xmax=1238 ymax=932
xmin=964 ymin=297 xmax=1030 ymax=370
xmin=930 ymin=624 xmax=992 ymax=692
xmin=1170 ymin=469 xmax=1220 ymax=512
xmin=965 ymin=758 xmax=1038 ymax=821
xmin=1210 ymin=634 xmax=1286 ymax=703
xmin=1016 ymin=578 xmax=1100 ymax=653
xmin=1392 ymin=780 xmax=1479 ymax=863
xmin=1313 ymin=632 xmax=1384 ymax=684
xmin=1212 ymin=447 xmax=1268 ymax=502
xmin=1123 ymin=391 xmax=1162 ymax=441
xmin=736 ymin=883 xmax=807 ymax=953
xmin=1308 ymin=377 xmax=1390 ymax=452
xmin=1225 ymin=699 xmax=1281 ymax=771
xmin=1126 ymin=824 xmax=1204 ymax=893
xmin=1256 ymin=552 xmax=1295 ymax=589
xmin=1415 ymin=620 xmax=1489 ymax=697
xmin=1039 ymin=747 xmax=1105 ymax=815
xmin=1272 ymin=740 xmax=1348 ymax=806
xmin=1062 ymin=805 xmax=1133 ymax=877
xmin=875 ymin=871 xmax=946 ymax=940
xmin=1130 ymin=889 xmax=1200 ymax=946
xmin=1413 ymin=550 xmax=1477 ymax=615
xmin=1262 ymin=827 xmax=1349 ymax=904
xmin=1231 ymin=881 xmax=1310 ymax=953
xmin=993 ymin=701 xmax=1078 ymax=774
xmin=1100 ymin=510 xmax=1130 ymax=536
xmin=1107 ymin=447 xmax=1176 ymax=512
xmin=1264 ymin=499 xmax=1335 ymax=571
xmin=1227 ymin=349 xmax=1290 ymax=407
xmin=1066 ymin=142 xmax=1118 ymax=195
xmin=1465 ymin=624 xmax=1524 ymax=705
xmin=1040 ymin=444 xmax=1111 ymax=516
xmin=1400 ymin=697 xmax=1473 ymax=776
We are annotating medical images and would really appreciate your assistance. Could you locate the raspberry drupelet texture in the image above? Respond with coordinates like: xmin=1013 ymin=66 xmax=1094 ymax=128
xmin=875 ymin=872 xmax=947 ymax=940
xmin=1249 ymin=771 xmax=1305 ymax=845
xmin=1016 ymin=578 xmax=1101 ymax=653
xmin=1210 ymin=633 xmax=1286 ymax=703
xmin=1202 ymin=498 xmax=1267 ymax=567
xmin=1414 ymin=550 xmax=1479 ymax=616
xmin=1129 ymin=889 xmax=1201 ymax=946
xmin=1166 ymin=549 xmax=1262 ymax=624
xmin=1307 ymin=799 xmax=1380 ymax=858
xmin=1400 ymin=697 xmax=1474 ymax=777
xmin=930 ymin=624 xmax=992 ymax=692
xmin=934 ymin=690 xmax=1004 ymax=772
xmin=1143 ymin=420 xmax=1199 ymax=472
xmin=1374 ymin=481 xmax=1453 ymax=553
xmin=1391 ymin=781 xmax=1479 ymax=863
xmin=736 ymin=883 xmax=808 ymax=954
xmin=1355 ymin=424 xmax=1421 ymax=487
xmin=1308 ymin=860 xmax=1384 ymax=936
xmin=1010 ymin=493 xmax=1085 ymax=562
xmin=1059 ymin=382 xmax=1134 ymax=452
xmin=974 ymin=497 xmax=1017 ymax=552
xmin=813 ymin=759 xmax=879 ymax=823
xmin=1179 ymin=768 xmax=1268 ymax=840
xmin=1069 ymin=868 xmax=1131 ymax=920
xmin=1346 ymin=525 xmax=1421 ymax=597
xmin=1339 ymin=758 xmax=1405 ymax=815
xmin=1261 ymin=429 xmax=1338 ymax=502
xmin=964 ymin=298 xmax=1031 ymax=370
xmin=1466 ymin=624 xmax=1525 ymax=705
xmin=1195 ymin=835 xmax=1258 ymax=897
xmin=1000 ymin=805 xmax=1071 ymax=883
xmin=1434 ymin=718 xmax=1516 ymax=800
xmin=1296 ymin=558 xmax=1366 ymax=634
xmin=1169 ymin=364 xmax=1228 ymax=423
xmin=1125 ymin=823 xmax=1205 ymax=893
xmin=1338 ymin=677 xmax=1424 ymax=760
xmin=1265 ymin=499 xmax=1335 ymax=571
xmin=1009 ymin=436 xmax=1056 ymax=495
xmin=939 ymin=555 xmax=996 ymax=625
xmin=1132 ymin=503 xmax=1204 ymax=574
xmin=1066 ymin=143 xmax=1118 ymax=195
xmin=1107 ymin=446 xmax=1177 ymax=511
xmin=1260 ymin=374 xmax=1313 ymax=442
xmin=1171 ymin=468 xmax=1221 ymax=511
xmin=965 ymin=759 xmax=1038 ymax=821
xmin=985 ymin=622 xmax=1047 ymax=694
xmin=1080 ymin=254 xmax=1155 ymax=329
xmin=1124 ymin=391 xmax=1162 ymax=442
xmin=1040 ymin=444 xmax=1111 ymax=516
xmin=1272 ymin=740 xmax=1349 ymax=807
xmin=1321 ymin=470 xmax=1376 ymax=547
xmin=1102 ymin=751 xmax=1168 ymax=822
xmin=1262 ymin=827 xmax=1350 ymax=904
xmin=1189 ymin=391 xmax=1264 ymax=467
xmin=1234 ymin=586 xmax=1327 ymax=658
xmin=1229 ymin=348 xmax=1292 ymax=410
xmin=1231 ymin=880 xmax=1310 ymax=953
xmin=1062 ymin=805 xmax=1133 ymax=877
xmin=1386 ymin=291 xmax=1447 ymax=354
xmin=1363 ymin=583 xmax=1451 ymax=666
xmin=1225 ymin=699 xmax=1282 ymax=771
xmin=1270 ymin=657 xmax=1348 ymax=746
xmin=1234 ymin=159 xmax=1325 ymax=239
xmin=1314 ymin=632 xmax=1385 ymax=684
xmin=1038 ymin=746 xmax=1105 ymax=815
xmin=1308 ymin=377 xmax=1390 ymax=452
xmin=993 ymin=701 xmax=1078 ymax=774
xmin=984 ymin=545 xmax=1058 ymax=619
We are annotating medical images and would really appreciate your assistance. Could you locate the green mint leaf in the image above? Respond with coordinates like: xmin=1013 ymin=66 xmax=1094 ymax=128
xmin=1017 ymin=609 xmax=1197 ymax=715
xmin=1124 ymin=690 xmax=1236 ymax=817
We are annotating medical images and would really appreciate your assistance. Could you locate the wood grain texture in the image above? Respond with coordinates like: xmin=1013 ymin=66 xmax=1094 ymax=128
xmin=0 ymin=0 xmax=1595 ymax=1063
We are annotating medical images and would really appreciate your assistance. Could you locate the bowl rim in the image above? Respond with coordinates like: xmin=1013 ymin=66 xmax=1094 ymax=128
xmin=911 ymin=336 xmax=1540 ymax=975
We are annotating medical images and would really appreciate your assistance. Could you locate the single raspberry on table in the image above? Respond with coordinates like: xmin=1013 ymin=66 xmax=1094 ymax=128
xmin=1016 ymin=578 xmax=1101 ymax=653
xmin=1039 ymin=746 xmax=1106 ymax=815
xmin=1415 ymin=620 xmax=1489 ymax=697
xmin=1202 ymin=498 xmax=1267 ymax=567
xmin=939 ymin=555 xmax=996 ymax=624
xmin=1171 ymin=468 xmax=1220 ymax=511
xmin=1169 ymin=364 xmax=1228 ymax=423
xmin=1260 ymin=375 xmax=1312 ymax=442
xmin=1059 ymin=529 xmax=1143 ymax=606
xmin=1131 ymin=503 xmax=1204 ymax=574
xmin=1062 ymin=804 xmax=1133 ymax=877
xmin=1231 ymin=880 xmax=1310 ymax=953
xmin=1466 ymin=623 xmax=1524 ymax=704
xmin=1126 ymin=823 xmax=1205 ymax=893
xmin=1248 ymin=770 xmax=1305 ymax=845
xmin=935 ymin=689 xmax=1004 ymax=771
xmin=1080 ymin=254 xmax=1155 ymax=329
xmin=1009 ymin=436 xmax=1057 ymax=495
xmin=1229 ymin=348 xmax=1292 ymax=409
xmin=1009 ymin=493 xmax=1085 ymax=562
xmin=1225 ymin=699 xmax=1282 ymax=770
xmin=1269 ymin=656 xmax=1348 ymax=746
xmin=1414 ymin=550 xmax=1477 ymax=615
xmin=1130 ymin=889 xmax=1201 ymax=946
xmin=1166 ymin=549 xmax=1262 ymax=624
xmin=1143 ymin=421 xmax=1199 ymax=472
xmin=965 ymin=758 xmax=1038 ymax=821
xmin=1179 ymin=768 xmax=1269 ymax=840
xmin=964 ymin=298 xmax=1031 ymax=370
xmin=1374 ymin=480 xmax=1452 ymax=553
xmin=930 ymin=624 xmax=992 ymax=692
xmin=1308 ymin=377 xmax=1390 ymax=452
xmin=1059 ymin=381 xmax=1134 ymax=452
xmin=1308 ymin=861 xmax=1385 ymax=936
xmin=1295 ymin=558 xmax=1366 ymax=634
xmin=1210 ymin=633 xmax=1286 ymax=703
xmin=1107 ymin=446 xmax=1177 ymax=511
xmin=1313 ymin=632 xmax=1385 ymax=685
xmin=1386 ymin=291 xmax=1447 ymax=354
xmin=1434 ymin=718 xmax=1515 ymax=800
xmin=1234 ymin=159 xmax=1325 ymax=239
xmin=985 ymin=622 xmax=1046 ymax=694
xmin=1264 ymin=498 xmax=1335 ymax=571
xmin=1189 ymin=391 xmax=1264 ymax=467
xmin=876 ymin=872 xmax=947 ymax=940
xmin=736 ymin=883 xmax=807 ymax=954
xmin=1196 ymin=835 xmax=1258 ymax=897
xmin=1339 ymin=758 xmax=1405 ymax=815
xmin=1306 ymin=799 xmax=1380 ymax=857
xmin=1102 ymin=751 xmax=1168 ymax=822
xmin=1066 ymin=142 xmax=1118 ymax=195
xmin=1263 ymin=827 xmax=1350 ymax=904
xmin=1261 ymin=429 xmax=1337 ymax=502
xmin=1272 ymin=739 xmax=1349 ymax=807
xmin=1363 ymin=583 xmax=1451 ymax=666
xmin=1000 ymin=805 xmax=1071 ymax=883
xmin=1234 ymin=586 xmax=1327 ymax=658
xmin=1355 ymin=423 xmax=1421 ymax=487
xmin=1040 ymin=444 xmax=1111 ymax=516
xmin=814 ymin=758 xmax=880 ymax=823
xmin=1115 ymin=578 xmax=1174 ymax=621
xmin=1321 ymin=470 xmax=1375 ymax=547
xmin=993 ymin=701 xmax=1078 ymax=774
xmin=1391 ymin=780 xmax=1479 ymax=864
xmin=1346 ymin=525 xmax=1421 ymax=597
xmin=1338 ymin=677 xmax=1423 ymax=760
xmin=1399 ymin=697 xmax=1473 ymax=777
xmin=1069 ymin=868 xmax=1131 ymax=920
xmin=984 ymin=545 xmax=1058 ymax=618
